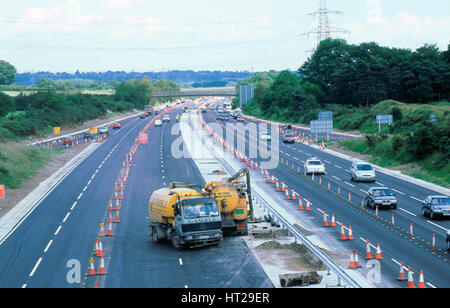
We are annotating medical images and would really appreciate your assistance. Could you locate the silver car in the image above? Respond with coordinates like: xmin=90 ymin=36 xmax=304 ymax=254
xmin=421 ymin=196 xmax=450 ymax=220
xmin=350 ymin=162 xmax=376 ymax=182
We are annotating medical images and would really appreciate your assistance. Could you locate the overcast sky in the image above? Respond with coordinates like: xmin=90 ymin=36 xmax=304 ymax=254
xmin=0 ymin=0 xmax=449 ymax=73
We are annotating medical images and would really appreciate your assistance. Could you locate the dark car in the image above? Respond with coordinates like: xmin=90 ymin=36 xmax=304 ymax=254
xmin=365 ymin=187 xmax=397 ymax=210
xmin=62 ymin=137 xmax=73 ymax=145
xmin=421 ymin=195 xmax=450 ymax=220
xmin=282 ymin=134 xmax=295 ymax=144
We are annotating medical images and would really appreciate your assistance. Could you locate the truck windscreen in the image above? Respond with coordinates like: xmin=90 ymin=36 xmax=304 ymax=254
xmin=182 ymin=200 xmax=220 ymax=219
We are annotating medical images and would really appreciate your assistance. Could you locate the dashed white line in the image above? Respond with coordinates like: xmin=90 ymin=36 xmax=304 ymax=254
xmin=62 ymin=212 xmax=70 ymax=223
xmin=332 ymin=176 xmax=342 ymax=181
xmin=29 ymin=258 xmax=43 ymax=277
xmin=44 ymin=240 xmax=53 ymax=253
xmin=77 ymin=193 xmax=83 ymax=200
xmin=334 ymin=165 xmax=343 ymax=169
xmin=391 ymin=188 xmax=405 ymax=195
xmin=344 ymin=181 xmax=355 ymax=187
xmin=410 ymin=196 xmax=422 ymax=202
xmin=427 ymin=220 xmax=447 ymax=231
xmin=54 ymin=226 xmax=62 ymax=236
xmin=399 ymin=208 xmax=417 ymax=217
xmin=179 ymin=258 xmax=183 ymax=266
xmin=376 ymin=182 xmax=385 ymax=186
xmin=70 ymin=201 xmax=77 ymax=211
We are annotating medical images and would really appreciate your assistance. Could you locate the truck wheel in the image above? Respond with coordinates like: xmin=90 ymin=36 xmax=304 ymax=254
xmin=172 ymin=234 xmax=181 ymax=250
xmin=152 ymin=227 xmax=161 ymax=243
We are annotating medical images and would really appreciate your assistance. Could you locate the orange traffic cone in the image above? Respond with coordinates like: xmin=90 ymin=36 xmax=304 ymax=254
xmin=291 ymin=190 xmax=297 ymax=200
xmin=418 ymin=270 xmax=425 ymax=288
xmin=348 ymin=251 xmax=356 ymax=269
xmin=407 ymin=267 xmax=415 ymax=288
xmin=323 ymin=211 xmax=329 ymax=227
xmin=365 ymin=240 xmax=373 ymax=260
xmin=348 ymin=226 xmax=354 ymax=240
xmin=96 ymin=240 xmax=104 ymax=258
xmin=298 ymin=198 xmax=304 ymax=211
xmin=285 ymin=189 xmax=290 ymax=200
xmin=276 ymin=181 xmax=280 ymax=192
xmin=115 ymin=210 xmax=121 ymax=223
xmin=305 ymin=200 xmax=311 ymax=211
xmin=99 ymin=223 xmax=105 ymax=237
xmin=88 ymin=259 xmax=96 ymax=276
xmin=94 ymin=240 xmax=99 ymax=256
xmin=330 ymin=214 xmax=337 ymax=227
xmin=115 ymin=200 xmax=120 ymax=211
xmin=108 ymin=200 xmax=113 ymax=211
xmin=108 ymin=211 xmax=113 ymax=224
xmin=106 ymin=222 xmax=113 ymax=236
xmin=396 ymin=261 xmax=407 ymax=281
xmin=97 ymin=257 xmax=107 ymax=275
xmin=375 ymin=243 xmax=383 ymax=260
xmin=339 ymin=224 xmax=347 ymax=241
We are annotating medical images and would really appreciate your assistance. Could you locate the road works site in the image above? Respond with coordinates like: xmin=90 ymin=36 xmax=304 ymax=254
xmin=0 ymin=99 xmax=448 ymax=289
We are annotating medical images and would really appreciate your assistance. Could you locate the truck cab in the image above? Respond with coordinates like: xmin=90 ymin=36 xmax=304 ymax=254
xmin=149 ymin=186 xmax=223 ymax=249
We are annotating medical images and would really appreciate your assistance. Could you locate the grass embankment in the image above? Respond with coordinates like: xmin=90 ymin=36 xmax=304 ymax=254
xmin=0 ymin=145 xmax=58 ymax=189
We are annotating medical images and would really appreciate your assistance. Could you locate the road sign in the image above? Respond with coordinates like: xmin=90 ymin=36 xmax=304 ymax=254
xmin=376 ymin=115 xmax=393 ymax=125
xmin=90 ymin=127 xmax=98 ymax=134
xmin=53 ymin=127 xmax=61 ymax=136
xmin=376 ymin=115 xmax=393 ymax=133
xmin=319 ymin=111 xmax=333 ymax=121
xmin=0 ymin=185 xmax=5 ymax=200
xmin=139 ymin=133 xmax=148 ymax=144
xmin=311 ymin=120 xmax=333 ymax=142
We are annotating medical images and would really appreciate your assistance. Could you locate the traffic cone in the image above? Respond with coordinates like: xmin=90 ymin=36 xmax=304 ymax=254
xmin=88 ymin=259 xmax=96 ymax=276
xmin=365 ymin=240 xmax=373 ymax=260
xmin=298 ymin=198 xmax=304 ymax=211
xmin=305 ymin=200 xmax=311 ymax=211
xmin=339 ymin=224 xmax=347 ymax=241
xmin=396 ymin=261 xmax=407 ymax=281
xmin=97 ymin=257 xmax=107 ymax=275
xmin=119 ymin=191 xmax=124 ymax=200
xmin=281 ymin=183 xmax=286 ymax=192
xmin=330 ymin=214 xmax=337 ymax=227
xmin=99 ymin=223 xmax=105 ymax=237
xmin=108 ymin=200 xmax=113 ymax=211
xmin=348 ymin=251 xmax=356 ymax=269
xmin=114 ymin=182 xmax=118 ymax=192
xmin=418 ymin=270 xmax=426 ymax=288
xmin=291 ymin=190 xmax=297 ymax=200
xmin=115 ymin=200 xmax=120 ymax=211
xmin=285 ymin=189 xmax=290 ymax=200
xmin=114 ymin=191 xmax=119 ymax=200
xmin=108 ymin=211 xmax=113 ymax=224
xmin=94 ymin=240 xmax=99 ymax=256
xmin=276 ymin=181 xmax=280 ymax=192
xmin=106 ymin=222 xmax=113 ymax=236
xmin=348 ymin=226 xmax=354 ymax=240
xmin=271 ymin=174 xmax=275 ymax=184
xmin=115 ymin=210 xmax=121 ymax=223
xmin=375 ymin=243 xmax=383 ymax=260
xmin=96 ymin=240 xmax=104 ymax=258
xmin=323 ymin=211 xmax=329 ymax=227
xmin=407 ymin=267 xmax=415 ymax=288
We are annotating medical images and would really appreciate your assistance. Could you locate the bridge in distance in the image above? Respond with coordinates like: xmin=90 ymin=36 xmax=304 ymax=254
xmin=148 ymin=87 xmax=236 ymax=99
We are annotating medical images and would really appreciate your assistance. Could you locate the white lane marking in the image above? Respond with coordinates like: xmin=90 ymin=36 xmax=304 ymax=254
xmin=334 ymin=165 xmax=343 ymax=169
xmin=29 ymin=258 xmax=43 ymax=277
xmin=332 ymin=176 xmax=342 ymax=181
xmin=324 ymin=160 xmax=331 ymax=164
xmin=87 ymin=180 xmax=92 ymax=186
xmin=391 ymin=189 xmax=405 ymax=195
xmin=21 ymin=284 xmax=27 ymax=288
xmin=305 ymin=153 xmax=312 ymax=156
xmin=82 ymin=186 xmax=87 ymax=192
xmin=376 ymin=182 xmax=385 ymax=186
xmin=77 ymin=193 xmax=83 ymax=200
xmin=344 ymin=181 xmax=355 ymax=187
xmin=427 ymin=282 xmax=437 ymax=289
xmin=427 ymin=220 xmax=448 ymax=231
xmin=44 ymin=240 xmax=53 ymax=253
xmin=410 ymin=196 xmax=422 ymax=202
xmin=399 ymin=208 xmax=417 ymax=217
xmin=70 ymin=202 xmax=77 ymax=211
xmin=62 ymin=212 xmax=70 ymax=223
xmin=360 ymin=189 xmax=368 ymax=194
xmin=179 ymin=258 xmax=183 ymax=266
xmin=54 ymin=226 xmax=62 ymax=236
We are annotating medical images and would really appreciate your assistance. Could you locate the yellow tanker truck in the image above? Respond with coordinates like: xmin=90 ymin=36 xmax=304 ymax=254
xmin=148 ymin=183 xmax=223 ymax=249
xmin=203 ymin=168 xmax=253 ymax=236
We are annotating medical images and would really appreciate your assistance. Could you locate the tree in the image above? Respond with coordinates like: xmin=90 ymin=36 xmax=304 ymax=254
xmin=0 ymin=92 xmax=15 ymax=117
xmin=0 ymin=60 xmax=17 ymax=85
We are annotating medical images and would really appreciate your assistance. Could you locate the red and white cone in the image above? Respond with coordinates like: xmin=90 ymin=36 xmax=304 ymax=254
xmin=97 ymin=257 xmax=107 ymax=275
xmin=323 ymin=211 xmax=329 ymax=227
xmin=418 ymin=270 xmax=426 ymax=288
xmin=330 ymin=214 xmax=337 ymax=227
xmin=348 ymin=226 xmax=354 ymax=241
xmin=407 ymin=267 xmax=415 ymax=288
xmin=375 ymin=243 xmax=383 ymax=260
xmin=348 ymin=251 xmax=356 ymax=269
xmin=396 ymin=261 xmax=407 ymax=281
xmin=88 ymin=259 xmax=96 ymax=276
xmin=365 ymin=240 xmax=373 ymax=260
xmin=339 ymin=224 xmax=347 ymax=241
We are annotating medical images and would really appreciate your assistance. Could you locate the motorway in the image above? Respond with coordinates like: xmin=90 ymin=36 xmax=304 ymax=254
xmin=202 ymin=103 xmax=450 ymax=288
xmin=0 ymin=104 xmax=272 ymax=288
